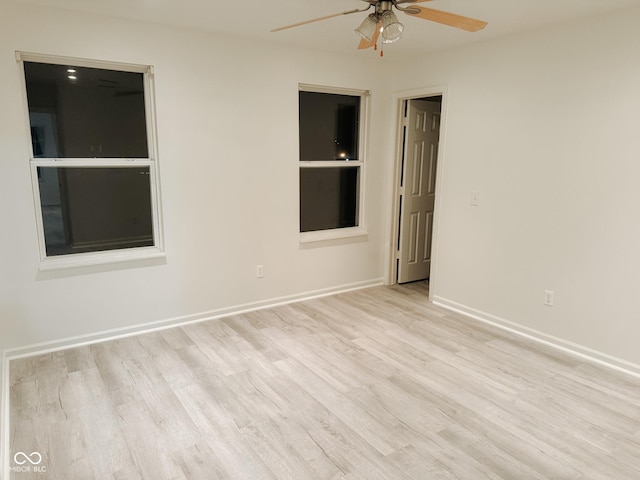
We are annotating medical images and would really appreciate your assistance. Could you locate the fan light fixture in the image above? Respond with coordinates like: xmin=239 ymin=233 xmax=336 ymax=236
xmin=271 ymin=0 xmax=488 ymax=57
xmin=380 ymin=10 xmax=403 ymax=44
xmin=354 ymin=13 xmax=378 ymax=42
xmin=354 ymin=3 xmax=404 ymax=46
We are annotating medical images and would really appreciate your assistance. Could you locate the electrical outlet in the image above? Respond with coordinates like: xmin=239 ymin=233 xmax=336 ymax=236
xmin=544 ymin=290 xmax=554 ymax=306
xmin=256 ymin=265 xmax=264 ymax=278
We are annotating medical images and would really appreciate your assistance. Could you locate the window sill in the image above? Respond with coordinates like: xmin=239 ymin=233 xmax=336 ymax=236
xmin=299 ymin=227 xmax=368 ymax=246
xmin=38 ymin=246 xmax=166 ymax=271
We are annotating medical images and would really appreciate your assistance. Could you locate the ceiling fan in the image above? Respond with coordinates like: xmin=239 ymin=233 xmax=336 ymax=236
xmin=271 ymin=0 xmax=487 ymax=54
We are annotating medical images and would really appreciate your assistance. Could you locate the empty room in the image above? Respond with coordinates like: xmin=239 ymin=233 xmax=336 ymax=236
xmin=1 ymin=0 xmax=640 ymax=478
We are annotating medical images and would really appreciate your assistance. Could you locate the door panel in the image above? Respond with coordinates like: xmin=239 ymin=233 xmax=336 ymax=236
xmin=398 ymin=99 xmax=441 ymax=284
xmin=408 ymin=212 xmax=419 ymax=264
xmin=411 ymin=142 xmax=424 ymax=196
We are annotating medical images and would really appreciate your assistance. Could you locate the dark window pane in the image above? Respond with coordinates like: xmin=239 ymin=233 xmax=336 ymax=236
xmin=300 ymin=167 xmax=359 ymax=232
xmin=25 ymin=62 xmax=148 ymax=158
xmin=299 ymin=92 xmax=359 ymax=161
xmin=38 ymin=167 xmax=154 ymax=256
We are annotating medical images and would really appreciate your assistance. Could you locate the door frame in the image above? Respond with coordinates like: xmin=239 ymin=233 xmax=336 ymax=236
xmin=385 ymin=85 xmax=448 ymax=300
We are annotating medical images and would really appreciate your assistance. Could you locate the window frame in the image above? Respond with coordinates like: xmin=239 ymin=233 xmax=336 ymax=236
xmin=17 ymin=52 xmax=165 ymax=270
xmin=298 ymin=84 xmax=370 ymax=244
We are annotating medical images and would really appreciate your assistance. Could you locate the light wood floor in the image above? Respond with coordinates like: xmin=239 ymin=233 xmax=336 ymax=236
xmin=9 ymin=283 xmax=640 ymax=479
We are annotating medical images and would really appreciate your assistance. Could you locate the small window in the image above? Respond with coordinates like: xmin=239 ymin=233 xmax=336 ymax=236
xmin=299 ymin=92 xmax=360 ymax=162
xmin=37 ymin=166 xmax=153 ymax=256
xmin=299 ymin=88 xmax=367 ymax=237
xmin=25 ymin=62 xmax=148 ymax=158
xmin=300 ymin=166 xmax=359 ymax=232
xmin=20 ymin=54 xmax=163 ymax=268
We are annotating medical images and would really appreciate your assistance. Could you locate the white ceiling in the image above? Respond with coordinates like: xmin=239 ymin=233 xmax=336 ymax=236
xmin=11 ymin=0 xmax=640 ymax=59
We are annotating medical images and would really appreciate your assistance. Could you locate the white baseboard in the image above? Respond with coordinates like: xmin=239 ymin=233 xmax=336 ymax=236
xmin=4 ymin=278 xmax=384 ymax=361
xmin=432 ymin=295 xmax=640 ymax=379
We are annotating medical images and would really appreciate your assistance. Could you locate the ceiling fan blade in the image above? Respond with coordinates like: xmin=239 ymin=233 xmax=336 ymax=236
xmin=357 ymin=22 xmax=381 ymax=49
xmin=395 ymin=0 xmax=434 ymax=4
xmin=405 ymin=6 xmax=487 ymax=32
xmin=271 ymin=8 xmax=364 ymax=32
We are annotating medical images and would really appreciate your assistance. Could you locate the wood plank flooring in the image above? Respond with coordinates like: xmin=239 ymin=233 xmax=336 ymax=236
xmin=8 ymin=283 xmax=640 ymax=479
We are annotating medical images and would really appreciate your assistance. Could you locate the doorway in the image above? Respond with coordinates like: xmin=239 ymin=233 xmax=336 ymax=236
xmin=388 ymin=91 xmax=444 ymax=289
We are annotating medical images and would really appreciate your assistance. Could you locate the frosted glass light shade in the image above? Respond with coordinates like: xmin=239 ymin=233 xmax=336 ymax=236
xmin=355 ymin=14 xmax=378 ymax=42
xmin=381 ymin=11 xmax=403 ymax=44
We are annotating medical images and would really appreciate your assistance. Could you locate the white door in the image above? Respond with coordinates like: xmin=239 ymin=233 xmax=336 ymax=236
xmin=397 ymin=99 xmax=441 ymax=284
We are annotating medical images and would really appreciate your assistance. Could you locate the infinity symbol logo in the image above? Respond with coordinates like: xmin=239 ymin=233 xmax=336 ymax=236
xmin=14 ymin=451 xmax=42 ymax=465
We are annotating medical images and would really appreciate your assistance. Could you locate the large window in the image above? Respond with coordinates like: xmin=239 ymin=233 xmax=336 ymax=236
xmin=19 ymin=53 xmax=163 ymax=269
xmin=299 ymin=86 xmax=368 ymax=239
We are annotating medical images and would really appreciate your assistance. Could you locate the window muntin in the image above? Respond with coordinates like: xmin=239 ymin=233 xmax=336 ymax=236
xmin=299 ymin=88 xmax=367 ymax=237
xmin=20 ymin=53 xmax=163 ymax=267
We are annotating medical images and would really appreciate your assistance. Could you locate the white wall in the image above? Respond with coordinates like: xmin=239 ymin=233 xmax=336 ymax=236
xmin=389 ymin=7 xmax=640 ymax=368
xmin=0 ymin=3 xmax=393 ymax=452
